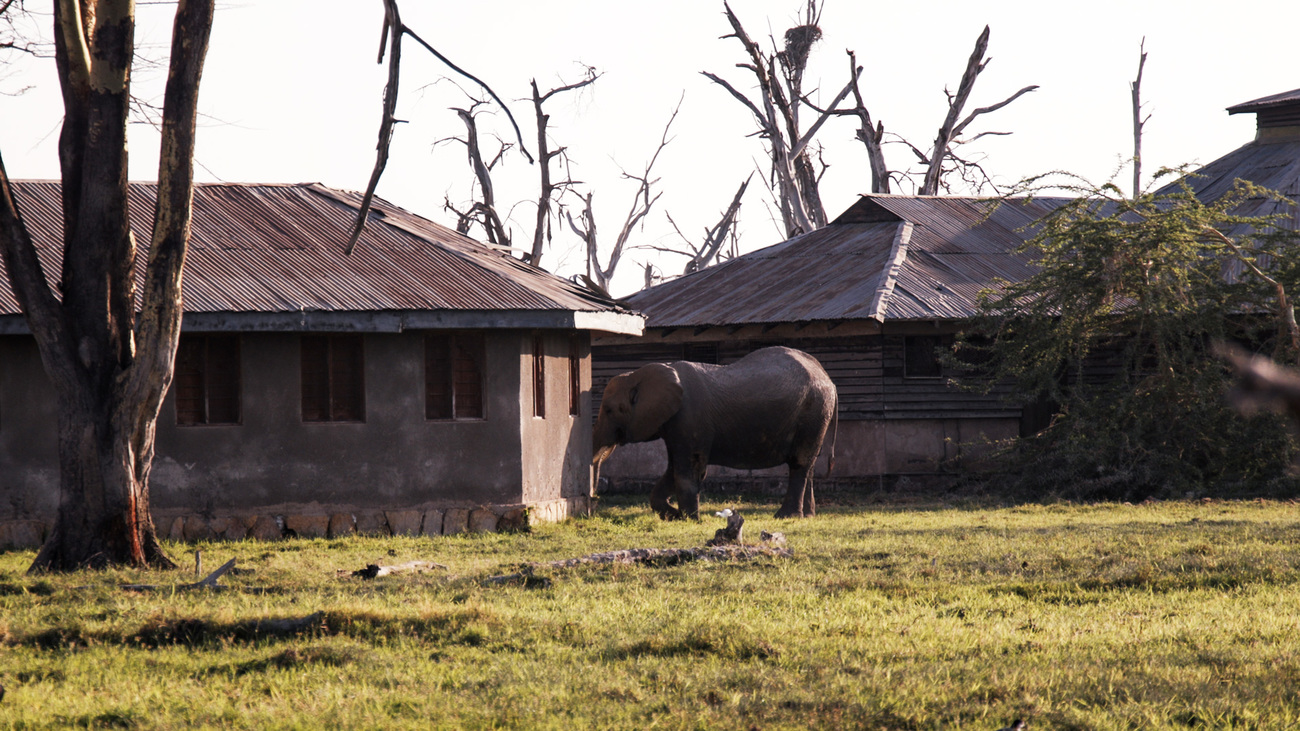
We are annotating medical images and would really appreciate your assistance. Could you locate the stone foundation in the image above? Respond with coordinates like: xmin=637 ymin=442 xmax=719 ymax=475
xmin=0 ymin=496 xmax=592 ymax=550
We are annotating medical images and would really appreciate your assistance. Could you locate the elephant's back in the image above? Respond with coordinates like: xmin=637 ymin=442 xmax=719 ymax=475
xmin=709 ymin=346 xmax=832 ymax=393
xmin=671 ymin=346 xmax=836 ymax=468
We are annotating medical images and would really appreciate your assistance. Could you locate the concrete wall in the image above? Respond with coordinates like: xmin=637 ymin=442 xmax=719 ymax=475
xmin=519 ymin=332 xmax=593 ymax=505
xmin=0 ymin=336 xmax=59 ymax=520
xmin=150 ymin=331 xmax=528 ymax=513
xmin=596 ymin=416 xmax=1018 ymax=491
xmin=0 ymin=329 xmax=596 ymax=538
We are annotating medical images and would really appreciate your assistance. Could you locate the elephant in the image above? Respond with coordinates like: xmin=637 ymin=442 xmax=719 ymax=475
xmin=592 ymin=346 xmax=837 ymax=520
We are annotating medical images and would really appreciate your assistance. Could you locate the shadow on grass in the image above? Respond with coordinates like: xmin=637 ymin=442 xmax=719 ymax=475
xmin=16 ymin=606 xmax=506 ymax=650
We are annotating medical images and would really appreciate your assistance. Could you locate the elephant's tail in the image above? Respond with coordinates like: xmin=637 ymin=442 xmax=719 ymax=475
xmin=825 ymin=397 xmax=839 ymax=478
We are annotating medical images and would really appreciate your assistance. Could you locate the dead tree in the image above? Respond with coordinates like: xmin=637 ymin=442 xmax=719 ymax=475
xmin=567 ymin=104 xmax=680 ymax=294
xmin=347 ymin=0 xmax=530 ymax=254
xmin=445 ymin=70 xmax=598 ymax=267
xmin=0 ymin=0 xmax=214 ymax=572
xmin=526 ymin=69 xmax=598 ymax=268
xmin=1131 ymin=38 xmax=1149 ymax=199
xmin=656 ymin=174 xmax=751 ymax=276
xmin=445 ymin=102 xmax=514 ymax=248
xmin=844 ymin=51 xmax=890 ymax=194
xmin=914 ymin=26 xmax=1038 ymax=196
xmin=703 ymin=2 xmax=859 ymax=239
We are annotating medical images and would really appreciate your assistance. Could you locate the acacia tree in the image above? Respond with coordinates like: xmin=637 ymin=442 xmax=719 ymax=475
xmin=0 ymin=0 xmax=214 ymax=571
xmin=962 ymin=177 xmax=1300 ymax=499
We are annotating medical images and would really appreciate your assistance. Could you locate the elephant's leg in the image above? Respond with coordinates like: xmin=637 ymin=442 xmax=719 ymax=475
xmin=651 ymin=472 xmax=682 ymax=520
xmin=671 ymin=453 xmax=708 ymax=521
xmin=775 ymin=461 xmax=813 ymax=518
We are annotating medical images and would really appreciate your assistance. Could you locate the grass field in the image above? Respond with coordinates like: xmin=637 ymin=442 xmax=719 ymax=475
xmin=2 ymin=494 xmax=1300 ymax=730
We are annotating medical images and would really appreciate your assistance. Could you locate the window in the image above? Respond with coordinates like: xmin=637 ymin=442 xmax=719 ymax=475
xmin=425 ymin=333 xmax=485 ymax=420
xmin=301 ymin=334 xmax=365 ymax=422
xmin=568 ymin=335 xmax=581 ymax=416
xmin=175 ymin=335 xmax=241 ymax=425
xmin=682 ymin=342 xmax=718 ymax=364
xmin=903 ymin=335 xmax=945 ymax=379
xmin=532 ymin=334 xmax=546 ymax=418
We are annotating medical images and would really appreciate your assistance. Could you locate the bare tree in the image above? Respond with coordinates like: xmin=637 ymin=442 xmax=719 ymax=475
xmin=656 ymin=174 xmax=751 ymax=276
xmin=444 ymin=100 xmax=514 ymax=248
xmin=1131 ymin=38 xmax=1149 ymax=199
xmin=347 ymin=0 xmax=529 ymax=254
xmin=0 ymin=0 xmax=215 ymax=572
xmin=567 ymin=104 xmax=681 ymax=294
xmin=843 ymin=51 xmax=890 ymax=194
xmin=526 ymin=69 xmax=598 ymax=268
xmin=442 ymin=69 xmax=599 ymax=267
xmin=914 ymin=26 xmax=1038 ymax=196
xmin=703 ymin=2 xmax=859 ymax=239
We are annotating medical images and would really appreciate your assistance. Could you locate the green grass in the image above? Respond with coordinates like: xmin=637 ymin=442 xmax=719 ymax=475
xmin=4 ymin=495 xmax=1300 ymax=729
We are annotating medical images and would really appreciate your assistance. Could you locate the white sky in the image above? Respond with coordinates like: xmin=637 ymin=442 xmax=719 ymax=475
xmin=3 ymin=1 xmax=1297 ymax=295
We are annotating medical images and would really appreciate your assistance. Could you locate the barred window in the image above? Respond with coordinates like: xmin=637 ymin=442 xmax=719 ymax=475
xmin=425 ymin=333 xmax=485 ymax=420
xmin=301 ymin=334 xmax=365 ymax=422
xmin=175 ymin=335 xmax=241 ymax=426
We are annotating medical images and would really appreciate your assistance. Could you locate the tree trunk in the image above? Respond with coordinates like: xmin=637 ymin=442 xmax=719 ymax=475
xmin=0 ymin=0 xmax=214 ymax=573
xmin=32 ymin=393 xmax=173 ymax=570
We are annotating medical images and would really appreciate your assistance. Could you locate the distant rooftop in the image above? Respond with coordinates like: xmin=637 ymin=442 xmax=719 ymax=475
xmin=1227 ymin=88 xmax=1300 ymax=138
xmin=1228 ymin=88 xmax=1300 ymax=115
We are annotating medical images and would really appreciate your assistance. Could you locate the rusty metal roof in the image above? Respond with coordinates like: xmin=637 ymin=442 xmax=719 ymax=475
xmin=625 ymin=194 xmax=1068 ymax=328
xmin=1 ymin=182 xmax=641 ymax=333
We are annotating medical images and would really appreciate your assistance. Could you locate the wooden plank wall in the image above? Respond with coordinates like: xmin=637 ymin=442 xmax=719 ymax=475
xmin=592 ymin=335 xmax=1022 ymax=423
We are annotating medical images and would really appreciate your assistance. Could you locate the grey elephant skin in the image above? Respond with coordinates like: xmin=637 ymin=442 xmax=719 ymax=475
xmin=592 ymin=346 xmax=838 ymax=519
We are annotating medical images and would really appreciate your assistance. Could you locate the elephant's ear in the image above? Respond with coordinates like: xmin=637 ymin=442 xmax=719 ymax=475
xmin=627 ymin=363 xmax=684 ymax=442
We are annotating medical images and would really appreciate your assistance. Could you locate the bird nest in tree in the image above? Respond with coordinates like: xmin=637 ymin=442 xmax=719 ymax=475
xmin=781 ymin=24 xmax=822 ymax=73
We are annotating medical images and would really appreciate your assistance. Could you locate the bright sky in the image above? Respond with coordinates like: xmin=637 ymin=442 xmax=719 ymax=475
xmin=3 ymin=1 xmax=1297 ymax=295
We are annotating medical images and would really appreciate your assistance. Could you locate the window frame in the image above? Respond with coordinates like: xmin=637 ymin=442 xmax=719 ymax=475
xmin=174 ymin=334 xmax=243 ymax=427
xmin=300 ymin=334 xmax=366 ymax=423
xmin=424 ymin=332 xmax=486 ymax=421
xmin=902 ymin=334 xmax=948 ymax=380
xmin=567 ymin=334 xmax=581 ymax=417
xmin=532 ymin=334 xmax=546 ymax=419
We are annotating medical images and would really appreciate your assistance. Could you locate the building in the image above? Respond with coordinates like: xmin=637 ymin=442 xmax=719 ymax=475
xmin=592 ymin=86 xmax=1300 ymax=491
xmin=592 ymin=194 xmax=1068 ymax=487
xmin=0 ymin=182 xmax=642 ymax=548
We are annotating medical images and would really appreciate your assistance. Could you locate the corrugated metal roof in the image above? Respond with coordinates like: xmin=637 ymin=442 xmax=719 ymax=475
xmin=1155 ymin=136 xmax=1300 ymax=285
xmin=625 ymin=194 xmax=1068 ymax=328
xmin=1228 ymin=88 xmax=1300 ymax=115
xmin=1 ymin=181 xmax=635 ymax=325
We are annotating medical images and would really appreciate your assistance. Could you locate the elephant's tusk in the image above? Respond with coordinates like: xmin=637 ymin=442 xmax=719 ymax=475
xmin=592 ymin=444 xmax=617 ymax=467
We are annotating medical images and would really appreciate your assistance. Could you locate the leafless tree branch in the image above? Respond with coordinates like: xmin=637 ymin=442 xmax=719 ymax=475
xmin=704 ymin=2 xmax=839 ymax=239
xmin=571 ymin=101 xmax=680 ymax=292
xmin=347 ymin=0 xmax=531 ymax=254
xmin=1131 ymin=37 xmax=1149 ymax=199
xmin=528 ymin=67 xmax=600 ymax=268
xmin=919 ymin=25 xmax=1036 ymax=196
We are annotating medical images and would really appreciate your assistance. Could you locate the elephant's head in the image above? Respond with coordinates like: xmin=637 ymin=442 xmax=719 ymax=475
xmin=592 ymin=363 xmax=684 ymax=470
